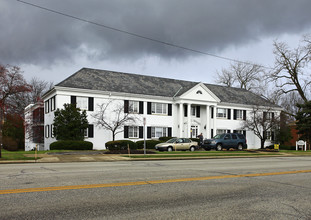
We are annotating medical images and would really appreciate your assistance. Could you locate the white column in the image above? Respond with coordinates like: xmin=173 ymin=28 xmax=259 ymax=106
xmin=213 ymin=105 xmax=217 ymax=135
xmin=187 ymin=103 xmax=191 ymax=138
xmin=206 ymin=105 xmax=210 ymax=139
xmin=179 ymin=103 xmax=183 ymax=138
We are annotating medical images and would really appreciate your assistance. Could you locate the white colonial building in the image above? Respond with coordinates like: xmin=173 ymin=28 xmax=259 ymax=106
xmin=42 ymin=68 xmax=282 ymax=150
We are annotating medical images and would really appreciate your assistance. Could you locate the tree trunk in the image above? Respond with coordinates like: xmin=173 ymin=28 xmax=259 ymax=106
xmin=112 ymin=131 xmax=115 ymax=141
xmin=261 ymin=139 xmax=265 ymax=149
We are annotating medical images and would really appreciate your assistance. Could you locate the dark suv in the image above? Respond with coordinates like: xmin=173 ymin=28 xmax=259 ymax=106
xmin=202 ymin=133 xmax=247 ymax=151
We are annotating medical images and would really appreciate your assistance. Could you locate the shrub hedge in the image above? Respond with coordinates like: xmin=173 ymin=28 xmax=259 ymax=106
xmin=50 ymin=140 xmax=93 ymax=150
xmin=279 ymin=145 xmax=296 ymax=150
xmin=136 ymin=140 xmax=161 ymax=149
xmin=105 ymin=140 xmax=137 ymax=151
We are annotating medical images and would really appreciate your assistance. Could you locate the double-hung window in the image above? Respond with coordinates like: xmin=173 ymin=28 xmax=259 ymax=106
xmin=191 ymin=106 xmax=196 ymax=116
xmin=216 ymin=129 xmax=227 ymax=135
xmin=45 ymin=101 xmax=49 ymax=114
xmin=236 ymin=110 xmax=243 ymax=120
xmin=45 ymin=125 xmax=50 ymax=138
xmin=129 ymin=126 xmax=139 ymax=138
xmin=129 ymin=101 xmax=139 ymax=113
xmin=151 ymin=103 xmax=167 ymax=115
xmin=151 ymin=127 xmax=167 ymax=138
xmin=50 ymin=96 xmax=56 ymax=111
xmin=217 ymin=108 xmax=227 ymax=118
xmin=76 ymin=97 xmax=88 ymax=110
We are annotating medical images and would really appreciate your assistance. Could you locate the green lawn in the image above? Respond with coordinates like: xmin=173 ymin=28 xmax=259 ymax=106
xmin=0 ymin=149 xmax=38 ymax=160
xmin=0 ymin=149 xmax=82 ymax=161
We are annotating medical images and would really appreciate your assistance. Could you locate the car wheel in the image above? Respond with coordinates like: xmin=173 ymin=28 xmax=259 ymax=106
xmin=216 ymin=144 xmax=222 ymax=151
xmin=190 ymin=146 xmax=195 ymax=152
xmin=237 ymin=144 xmax=243 ymax=151
xmin=167 ymin=146 xmax=173 ymax=152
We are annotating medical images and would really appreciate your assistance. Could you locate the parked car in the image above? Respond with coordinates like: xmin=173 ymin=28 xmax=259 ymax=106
xmin=155 ymin=138 xmax=198 ymax=152
xmin=202 ymin=133 xmax=247 ymax=151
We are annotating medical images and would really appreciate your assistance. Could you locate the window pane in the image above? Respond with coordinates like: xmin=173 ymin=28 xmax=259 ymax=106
xmin=77 ymin=97 xmax=88 ymax=110
xmin=156 ymin=104 xmax=162 ymax=113
xmin=163 ymin=104 xmax=167 ymax=114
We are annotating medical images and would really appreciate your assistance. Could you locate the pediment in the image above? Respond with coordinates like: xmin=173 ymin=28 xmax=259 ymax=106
xmin=179 ymin=83 xmax=220 ymax=102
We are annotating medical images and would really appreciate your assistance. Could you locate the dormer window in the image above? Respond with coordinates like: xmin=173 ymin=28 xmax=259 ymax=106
xmin=196 ymin=90 xmax=203 ymax=94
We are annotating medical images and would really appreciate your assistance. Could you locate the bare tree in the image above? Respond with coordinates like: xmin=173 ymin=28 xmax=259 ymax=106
xmin=92 ymin=100 xmax=136 ymax=141
xmin=241 ymin=106 xmax=280 ymax=149
xmin=215 ymin=62 xmax=265 ymax=94
xmin=7 ymin=77 xmax=54 ymax=116
xmin=215 ymin=68 xmax=235 ymax=87
xmin=271 ymin=36 xmax=311 ymax=104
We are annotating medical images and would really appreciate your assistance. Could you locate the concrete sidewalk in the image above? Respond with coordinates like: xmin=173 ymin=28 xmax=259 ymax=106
xmin=38 ymin=153 xmax=131 ymax=163
xmin=0 ymin=152 xmax=131 ymax=164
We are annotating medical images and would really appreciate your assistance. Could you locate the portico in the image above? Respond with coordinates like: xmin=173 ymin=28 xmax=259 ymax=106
xmin=177 ymin=102 xmax=216 ymax=139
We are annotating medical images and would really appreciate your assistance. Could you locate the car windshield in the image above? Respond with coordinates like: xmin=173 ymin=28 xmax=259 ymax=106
xmin=166 ymin=138 xmax=178 ymax=143
xmin=213 ymin=134 xmax=225 ymax=139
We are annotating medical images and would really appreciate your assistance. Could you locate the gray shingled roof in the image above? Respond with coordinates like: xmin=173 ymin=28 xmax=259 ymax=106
xmin=56 ymin=68 xmax=279 ymax=107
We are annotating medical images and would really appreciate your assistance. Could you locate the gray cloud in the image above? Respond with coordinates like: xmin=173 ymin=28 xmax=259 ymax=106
xmin=1 ymin=0 xmax=311 ymax=66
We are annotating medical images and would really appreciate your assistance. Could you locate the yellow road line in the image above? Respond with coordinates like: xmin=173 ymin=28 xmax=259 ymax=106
xmin=1 ymin=169 xmax=311 ymax=195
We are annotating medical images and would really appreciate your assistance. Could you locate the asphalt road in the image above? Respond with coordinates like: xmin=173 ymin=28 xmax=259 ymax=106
xmin=1 ymin=157 xmax=311 ymax=219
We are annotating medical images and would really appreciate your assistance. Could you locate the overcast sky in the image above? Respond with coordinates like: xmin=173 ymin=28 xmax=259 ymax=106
xmin=1 ymin=0 xmax=311 ymax=85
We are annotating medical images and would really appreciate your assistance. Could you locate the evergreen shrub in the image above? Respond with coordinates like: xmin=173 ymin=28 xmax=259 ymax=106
xmin=136 ymin=140 xmax=161 ymax=149
xmin=50 ymin=140 xmax=93 ymax=150
xmin=158 ymin=137 xmax=175 ymax=142
xmin=105 ymin=140 xmax=137 ymax=151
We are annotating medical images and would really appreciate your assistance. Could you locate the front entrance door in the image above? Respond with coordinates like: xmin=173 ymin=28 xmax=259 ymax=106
xmin=191 ymin=126 xmax=198 ymax=138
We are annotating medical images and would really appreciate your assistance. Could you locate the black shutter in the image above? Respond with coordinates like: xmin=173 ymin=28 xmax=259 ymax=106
xmin=53 ymin=96 xmax=56 ymax=110
xmin=168 ymin=127 xmax=172 ymax=137
xmin=243 ymin=130 xmax=246 ymax=137
xmin=184 ymin=105 xmax=188 ymax=117
xmin=147 ymin=127 xmax=151 ymax=138
xmin=88 ymin=124 xmax=94 ymax=138
xmin=263 ymin=112 xmax=267 ymax=121
xmin=124 ymin=126 xmax=129 ymax=138
xmin=139 ymin=101 xmax=144 ymax=114
xmin=147 ymin=102 xmax=151 ymax=114
xmin=71 ymin=96 xmax=76 ymax=105
xmin=124 ymin=100 xmax=129 ymax=113
xmin=211 ymin=129 xmax=214 ymax=138
xmin=234 ymin=109 xmax=237 ymax=120
xmin=211 ymin=107 xmax=214 ymax=119
xmin=139 ymin=126 xmax=143 ymax=138
xmin=196 ymin=106 xmax=200 ymax=118
xmin=227 ymin=109 xmax=231 ymax=120
xmin=168 ymin=104 xmax=172 ymax=116
xmin=272 ymin=112 xmax=275 ymax=120
xmin=243 ymin=110 xmax=247 ymax=120
xmin=88 ymin=97 xmax=94 ymax=111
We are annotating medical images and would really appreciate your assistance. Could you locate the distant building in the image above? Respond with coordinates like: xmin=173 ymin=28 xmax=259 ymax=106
xmin=24 ymin=101 xmax=44 ymax=151
xmin=42 ymin=68 xmax=282 ymax=150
